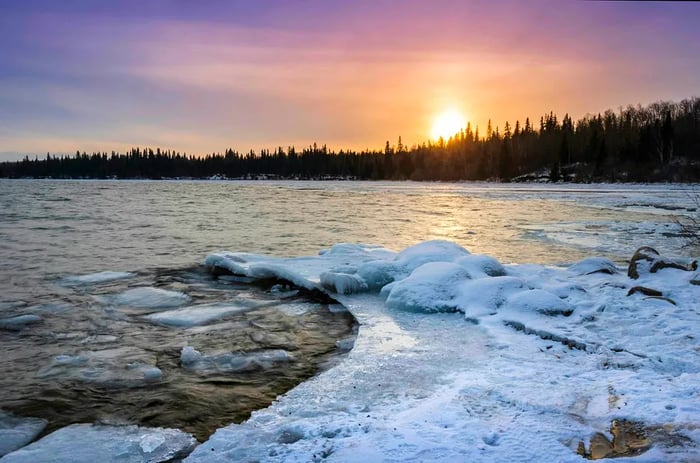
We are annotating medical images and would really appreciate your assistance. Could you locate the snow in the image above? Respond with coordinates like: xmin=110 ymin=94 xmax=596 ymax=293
xmin=106 ymin=287 xmax=190 ymax=309
xmin=0 ymin=424 xmax=196 ymax=463
xmin=182 ymin=242 xmax=700 ymax=462
xmin=180 ymin=346 xmax=294 ymax=374
xmin=0 ymin=412 xmax=46 ymax=457
xmin=144 ymin=300 xmax=260 ymax=327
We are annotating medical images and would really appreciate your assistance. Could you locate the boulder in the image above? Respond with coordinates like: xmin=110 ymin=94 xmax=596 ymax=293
xmin=627 ymin=246 xmax=698 ymax=279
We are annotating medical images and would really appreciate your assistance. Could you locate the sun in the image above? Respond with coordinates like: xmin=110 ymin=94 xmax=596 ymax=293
xmin=430 ymin=109 xmax=467 ymax=141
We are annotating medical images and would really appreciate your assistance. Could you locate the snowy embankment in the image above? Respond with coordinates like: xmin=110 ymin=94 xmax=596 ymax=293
xmin=2 ymin=241 xmax=699 ymax=462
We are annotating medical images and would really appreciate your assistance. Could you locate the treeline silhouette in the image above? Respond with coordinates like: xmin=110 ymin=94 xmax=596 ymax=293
xmin=2 ymin=98 xmax=699 ymax=182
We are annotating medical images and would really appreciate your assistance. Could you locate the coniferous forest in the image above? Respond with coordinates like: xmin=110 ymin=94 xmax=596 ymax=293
xmin=2 ymin=98 xmax=700 ymax=182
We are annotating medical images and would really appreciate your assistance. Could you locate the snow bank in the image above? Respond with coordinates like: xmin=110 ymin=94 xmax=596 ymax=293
xmin=0 ymin=412 xmax=46 ymax=457
xmin=0 ymin=424 xmax=196 ymax=463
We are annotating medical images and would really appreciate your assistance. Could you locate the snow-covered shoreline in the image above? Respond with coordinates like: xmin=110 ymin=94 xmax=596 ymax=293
xmin=187 ymin=241 xmax=700 ymax=462
xmin=3 ymin=240 xmax=699 ymax=462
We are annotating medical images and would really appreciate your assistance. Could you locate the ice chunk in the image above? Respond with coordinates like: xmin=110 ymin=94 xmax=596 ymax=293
xmin=109 ymin=287 xmax=190 ymax=309
xmin=36 ymin=347 xmax=161 ymax=386
xmin=0 ymin=423 xmax=196 ymax=463
xmin=385 ymin=262 xmax=471 ymax=312
xmin=394 ymin=240 xmax=470 ymax=270
xmin=61 ymin=271 xmax=135 ymax=285
xmin=144 ymin=301 xmax=259 ymax=327
xmin=320 ymin=272 xmax=368 ymax=294
xmin=0 ymin=315 xmax=41 ymax=331
xmin=0 ymin=412 xmax=47 ymax=457
xmin=505 ymin=289 xmax=573 ymax=316
xmin=180 ymin=346 xmax=293 ymax=374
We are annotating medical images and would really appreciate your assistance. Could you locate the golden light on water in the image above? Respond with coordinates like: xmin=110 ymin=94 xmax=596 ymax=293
xmin=430 ymin=109 xmax=467 ymax=141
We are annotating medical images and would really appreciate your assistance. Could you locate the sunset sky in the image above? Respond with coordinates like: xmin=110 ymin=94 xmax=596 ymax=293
xmin=1 ymin=1 xmax=699 ymax=160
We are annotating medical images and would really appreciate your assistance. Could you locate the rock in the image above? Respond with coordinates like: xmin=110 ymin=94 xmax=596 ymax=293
xmin=691 ymin=272 xmax=700 ymax=286
xmin=568 ymin=257 xmax=619 ymax=276
xmin=627 ymin=246 xmax=698 ymax=279
xmin=626 ymin=286 xmax=663 ymax=297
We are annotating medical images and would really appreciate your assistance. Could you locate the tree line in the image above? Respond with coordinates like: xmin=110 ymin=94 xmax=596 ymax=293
xmin=2 ymin=97 xmax=699 ymax=182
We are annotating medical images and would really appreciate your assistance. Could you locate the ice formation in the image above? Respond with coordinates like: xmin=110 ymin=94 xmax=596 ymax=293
xmin=0 ymin=412 xmax=46 ymax=457
xmin=184 ymin=241 xmax=700 ymax=462
xmin=0 ymin=424 xmax=196 ymax=463
xmin=107 ymin=287 xmax=190 ymax=309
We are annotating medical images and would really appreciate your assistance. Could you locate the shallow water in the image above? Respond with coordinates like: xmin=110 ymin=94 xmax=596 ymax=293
xmin=0 ymin=179 xmax=697 ymax=445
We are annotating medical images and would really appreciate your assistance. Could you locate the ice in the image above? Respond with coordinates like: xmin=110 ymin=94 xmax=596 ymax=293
xmin=0 ymin=423 xmax=196 ymax=463
xmin=0 ymin=412 xmax=47 ymax=457
xmin=61 ymin=271 xmax=135 ymax=285
xmin=180 ymin=346 xmax=294 ymax=374
xmin=0 ymin=315 xmax=41 ymax=330
xmin=187 ymin=242 xmax=700 ymax=462
xmin=384 ymin=262 xmax=471 ymax=313
xmin=108 ymin=287 xmax=190 ymax=309
xmin=504 ymin=289 xmax=573 ymax=316
xmin=144 ymin=301 xmax=259 ymax=327
xmin=36 ymin=347 xmax=162 ymax=386
xmin=320 ymin=271 xmax=368 ymax=295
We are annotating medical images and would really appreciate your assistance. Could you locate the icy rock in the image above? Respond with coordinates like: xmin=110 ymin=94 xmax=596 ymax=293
xmin=320 ymin=272 xmax=368 ymax=294
xmin=180 ymin=346 xmax=293 ymax=374
xmin=505 ymin=289 xmax=573 ymax=316
xmin=0 ymin=423 xmax=196 ymax=463
xmin=0 ymin=412 xmax=47 ymax=457
xmin=144 ymin=301 xmax=258 ymax=327
xmin=0 ymin=315 xmax=41 ymax=331
xmin=455 ymin=254 xmax=507 ymax=277
xmin=568 ymin=257 xmax=619 ymax=276
xmin=394 ymin=240 xmax=470 ymax=271
xmin=111 ymin=287 xmax=190 ymax=309
xmin=458 ymin=276 xmax=526 ymax=317
xmin=385 ymin=262 xmax=471 ymax=312
xmin=628 ymin=246 xmax=698 ymax=279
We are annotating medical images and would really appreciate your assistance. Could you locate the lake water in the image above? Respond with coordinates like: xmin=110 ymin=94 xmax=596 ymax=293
xmin=0 ymin=179 xmax=697 ymax=446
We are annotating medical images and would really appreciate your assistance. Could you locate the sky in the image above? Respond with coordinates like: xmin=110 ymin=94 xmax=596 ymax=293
xmin=1 ymin=0 xmax=699 ymax=160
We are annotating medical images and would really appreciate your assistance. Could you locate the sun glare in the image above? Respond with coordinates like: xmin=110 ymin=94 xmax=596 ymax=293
xmin=430 ymin=109 xmax=467 ymax=141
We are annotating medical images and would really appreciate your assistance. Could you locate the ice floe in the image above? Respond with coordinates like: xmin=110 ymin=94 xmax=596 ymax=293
xmin=0 ymin=424 xmax=196 ymax=463
xmin=180 ymin=346 xmax=294 ymax=374
xmin=106 ymin=287 xmax=190 ymax=309
xmin=0 ymin=412 xmax=46 ymax=457
xmin=61 ymin=271 xmax=135 ymax=286
xmin=0 ymin=315 xmax=41 ymax=331
xmin=144 ymin=300 xmax=260 ymax=327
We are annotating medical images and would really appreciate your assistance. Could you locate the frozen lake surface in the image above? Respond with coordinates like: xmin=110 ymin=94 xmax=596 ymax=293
xmin=0 ymin=180 xmax=699 ymax=461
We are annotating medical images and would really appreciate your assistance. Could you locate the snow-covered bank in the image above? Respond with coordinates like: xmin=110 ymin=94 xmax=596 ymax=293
xmin=188 ymin=241 xmax=700 ymax=462
xmin=2 ymin=240 xmax=698 ymax=462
